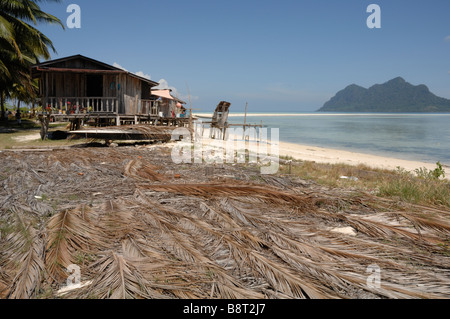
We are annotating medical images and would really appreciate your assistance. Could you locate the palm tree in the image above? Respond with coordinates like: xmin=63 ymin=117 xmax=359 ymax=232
xmin=0 ymin=0 xmax=64 ymax=119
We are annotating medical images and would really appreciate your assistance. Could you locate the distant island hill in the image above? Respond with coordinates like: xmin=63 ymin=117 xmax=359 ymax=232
xmin=318 ymin=77 xmax=450 ymax=113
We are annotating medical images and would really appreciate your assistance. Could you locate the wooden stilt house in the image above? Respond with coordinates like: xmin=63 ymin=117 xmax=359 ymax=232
xmin=31 ymin=55 xmax=164 ymax=126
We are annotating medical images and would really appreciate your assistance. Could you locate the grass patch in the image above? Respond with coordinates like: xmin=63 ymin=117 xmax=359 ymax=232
xmin=281 ymin=161 xmax=396 ymax=188
xmin=280 ymin=160 xmax=450 ymax=208
xmin=378 ymin=167 xmax=450 ymax=207
xmin=0 ymin=121 xmax=84 ymax=150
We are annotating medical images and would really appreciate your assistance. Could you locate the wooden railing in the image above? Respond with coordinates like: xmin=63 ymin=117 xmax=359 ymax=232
xmin=43 ymin=97 xmax=119 ymax=114
xmin=141 ymin=100 xmax=159 ymax=116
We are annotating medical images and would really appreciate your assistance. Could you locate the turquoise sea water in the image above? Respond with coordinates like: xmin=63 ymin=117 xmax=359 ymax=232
xmin=224 ymin=113 xmax=450 ymax=166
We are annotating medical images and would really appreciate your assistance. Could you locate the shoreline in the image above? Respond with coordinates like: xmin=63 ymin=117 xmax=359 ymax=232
xmin=2 ymin=128 xmax=445 ymax=176
xmin=192 ymin=113 xmax=449 ymax=173
xmin=194 ymin=112 xmax=450 ymax=118
xmin=276 ymin=139 xmax=444 ymax=173
xmin=215 ymin=132 xmax=446 ymax=175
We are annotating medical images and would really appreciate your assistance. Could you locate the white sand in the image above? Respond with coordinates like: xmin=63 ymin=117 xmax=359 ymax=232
xmin=277 ymin=140 xmax=442 ymax=172
xmin=194 ymin=113 xmax=450 ymax=118
xmin=197 ymin=129 xmax=443 ymax=174
xmin=12 ymin=133 xmax=41 ymax=143
xmin=192 ymin=114 xmax=447 ymax=172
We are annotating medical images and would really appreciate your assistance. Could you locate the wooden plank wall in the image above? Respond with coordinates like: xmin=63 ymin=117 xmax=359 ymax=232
xmin=103 ymin=75 xmax=117 ymax=98
xmin=43 ymin=70 xmax=150 ymax=116
xmin=48 ymin=73 xmax=86 ymax=97
xmin=121 ymin=75 xmax=142 ymax=115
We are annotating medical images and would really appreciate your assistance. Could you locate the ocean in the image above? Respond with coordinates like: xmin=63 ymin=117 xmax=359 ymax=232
xmin=221 ymin=113 xmax=450 ymax=166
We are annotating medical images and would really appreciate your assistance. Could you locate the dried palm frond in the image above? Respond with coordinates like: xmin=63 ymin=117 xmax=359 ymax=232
xmin=395 ymin=212 xmax=450 ymax=234
xmin=0 ymin=279 xmax=9 ymax=299
xmin=128 ymin=195 xmax=267 ymax=299
xmin=342 ymin=214 xmax=443 ymax=245
xmin=45 ymin=206 xmax=108 ymax=283
xmin=3 ymin=146 xmax=449 ymax=299
xmin=7 ymin=228 xmax=45 ymax=299
xmin=138 ymin=183 xmax=316 ymax=210
xmin=85 ymin=251 xmax=166 ymax=299
xmin=97 ymin=201 xmax=142 ymax=240
xmin=145 ymin=200 xmax=327 ymax=298
xmin=1 ymin=214 xmax=45 ymax=299
xmin=124 ymin=159 xmax=165 ymax=182
xmin=122 ymin=237 xmax=147 ymax=259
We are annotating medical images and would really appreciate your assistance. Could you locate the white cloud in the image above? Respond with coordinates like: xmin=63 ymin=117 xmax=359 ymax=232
xmin=154 ymin=79 xmax=171 ymax=90
xmin=445 ymin=35 xmax=450 ymax=42
xmin=113 ymin=62 xmax=151 ymax=80
xmin=155 ymin=79 xmax=181 ymax=99
xmin=153 ymin=79 xmax=200 ymax=103
xmin=113 ymin=62 xmax=128 ymax=71
xmin=135 ymin=71 xmax=151 ymax=80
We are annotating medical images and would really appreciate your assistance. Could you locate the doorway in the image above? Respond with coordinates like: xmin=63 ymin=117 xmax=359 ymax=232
xmin=86 ymin=74 xmax=103 ymax=97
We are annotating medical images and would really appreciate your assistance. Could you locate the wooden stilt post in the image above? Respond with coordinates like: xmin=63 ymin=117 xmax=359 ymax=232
xmin=243 ymin=102 xmax=248 ymax=140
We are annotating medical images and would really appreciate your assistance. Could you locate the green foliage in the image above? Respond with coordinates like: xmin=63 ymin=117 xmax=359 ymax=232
xmin=379 ymin=162 xmax=449 ymax=207
xmin=280 ymin=160 xmax=450 ymax=208
xmin=414 ymin=162 xmax=446 ymax=180
xmin=432 ymin=161 xmax=446 ymax=179
xmin=0 ymin=0 xmax=64 ymax=117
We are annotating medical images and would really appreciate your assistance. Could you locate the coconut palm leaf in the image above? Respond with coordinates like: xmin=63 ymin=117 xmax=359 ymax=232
xmin=0 ymin=214 xmax=44 ymax=299
xmin=7 ymin=226 xmax=44 ymax=299
xmin=0 ymin=278 xmax=10 ymax=298
xmin=124 ymin=159 xmax=165 ymax=181
xmin=396 ymin=212 xmax=450 ymax=234
xmin=138 ymin=183 xmax=316 ymax=210
xmin=86 ymin=252 xmax=164 ymax=299
xmin=45 ymin=207 xmax=108 ymax=283
xmin=343 ymin=214 xmax=443 ymax=245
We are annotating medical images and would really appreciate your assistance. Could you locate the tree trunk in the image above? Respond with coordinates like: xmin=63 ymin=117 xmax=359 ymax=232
xmin=0 ymin=92 xmax=5 ymax=121
xmin=39 ymin=114 xmax=50 ymax=140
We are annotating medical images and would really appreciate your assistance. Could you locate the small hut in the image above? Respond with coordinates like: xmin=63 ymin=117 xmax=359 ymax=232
xmin=210 ymin=101 xmax=231 ymax=140
xmin=211 ymin=101 xmax=231 ymax=129
xmin=151 ymin=89 xmax=186 ymax=119
xmin=31 ymin=54 xmax=160 ymax=125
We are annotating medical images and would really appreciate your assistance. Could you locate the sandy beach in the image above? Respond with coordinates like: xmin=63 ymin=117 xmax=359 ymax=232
xmin=193 ymin=113 xmax=448 ymax=174
xmin=277 ymin=140 xmax=443 ymax=172
xmin=199 ymin=129 xmax=444 ymax=173
xmin=7 ymin=129 xmax=443 ymax=174
xmin=194 ymin=112 xmax=450 ymax=118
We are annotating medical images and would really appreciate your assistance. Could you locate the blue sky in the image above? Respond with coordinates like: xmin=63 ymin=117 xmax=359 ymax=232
xmin=36 ymin=0 xmax=450 ymax=112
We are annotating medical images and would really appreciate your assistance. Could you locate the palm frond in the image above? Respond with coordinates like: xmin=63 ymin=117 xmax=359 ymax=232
xmin=124 ymin=159 xmax=165 ymax=181
xmin=138 ymin=183 xmax=316 ymax=210
xmin=86 ymin=252 xmax=161 ymax=299
xmin=7 ymin=227 xmax=44 ymax=299
xmin=45 ymin=206 xmax=108 ymax=283
xmin=1 ymin=214 xmax=44 ymax=299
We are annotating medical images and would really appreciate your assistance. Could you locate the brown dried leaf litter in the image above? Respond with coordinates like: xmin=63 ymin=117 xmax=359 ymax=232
xmin=0 ymin=146 xmax=449 ymax=299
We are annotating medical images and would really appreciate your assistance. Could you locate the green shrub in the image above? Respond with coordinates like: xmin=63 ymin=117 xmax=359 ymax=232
xmin=379 ymin=162 xmax=449 ymax=207
xmin=414 ymin=162 xmax=446 ymax=180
